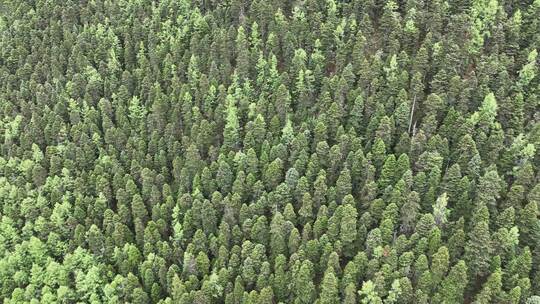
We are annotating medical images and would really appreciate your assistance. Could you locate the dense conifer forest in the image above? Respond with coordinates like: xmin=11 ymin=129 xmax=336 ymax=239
xmin=0 ymin=0 xmax=539 ymax=303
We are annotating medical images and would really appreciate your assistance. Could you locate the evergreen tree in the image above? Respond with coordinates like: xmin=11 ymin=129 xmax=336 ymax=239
xmin=433 ymin=193 xmax=449 ymax=228
xmin=293 ymin=260 xmax=316 ymax=304
xmin=340 ymin=203 xmax=358 ymax=258
xmin=465 ymin=206 xmax=493 ymax=280
xmin=319 ymin=269 xmax=339 ymax=304
xmin=433 ymin=260 xmax=468 ymax=303
xmin=223 ymin=94 xmax=240 ymax=151
xmin=358 ymin=280 xmax=383 ymax=304
xmin=473 ymin=269 xmax=503 ymax=304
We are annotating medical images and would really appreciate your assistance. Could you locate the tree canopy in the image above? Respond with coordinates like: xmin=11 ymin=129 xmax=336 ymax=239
xmin=0 ymin=0 xmax=539 ymax=303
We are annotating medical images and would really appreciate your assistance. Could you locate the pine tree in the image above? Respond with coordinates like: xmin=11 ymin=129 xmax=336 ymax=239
xmin=400 ymin=191 xmax=421 ymax=234
xmin=340 ymin=203 xmax=358 ymax=258
xmin=235 ymin=26 xmax=250 ymax=80
xmin=431 ymin=246 xmax=450 ymax=288
xmin=319 ymin=269 xmax=339 ymax=304
xmin=379 ymin=155 xmax=396 ymax=190
xmin=518 ymin=202 xmax=540 ymax=249
xmin=476 ymin=169 xmax=503 ymax=213
xmin=299 ymin=192 xmax=314 ymax=225
xmin=336 ymin=168 xmax=352 ymax=202
xmin=433 ymin=260 xmax=468 ymax=303
xmin=273 ymin=255 xmax=290 ymax=302
xmin=293 ymin=260 xmax=316 ymax=304
xmin=223 ymin=94 xmax=240 ymax=151
xmin=358 ymin=280 xmax=383 ymax=304
xmin=473 ymin=269 xmax=503 ymax=304
xmin=270 ymin=213 xmax=287 ymax=259
xmin=465 ymin=206 xmax=493 ymax=280
xmin=433 ymin=193 xmax=449 ymax=228
xmin=385 ymin=279 xmax=403 ymax=304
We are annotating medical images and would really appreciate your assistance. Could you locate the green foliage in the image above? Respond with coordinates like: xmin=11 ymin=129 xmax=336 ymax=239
xmin=359 ymin=280 xmax=383 ymax=304
xmin=319 ymin=269 xmax=339 ymax=304
xmin=0 ymin=1 xmax=538 ymax=303
xmin=469 ymin=0 xmax=499 ymax=54
xmin=518 ymin=49 xmax=538 ymax=89
xmin=433 ymin=193 xmax=449 ymax=228
xmin=434 ymin=260 xmax=468 ymax=303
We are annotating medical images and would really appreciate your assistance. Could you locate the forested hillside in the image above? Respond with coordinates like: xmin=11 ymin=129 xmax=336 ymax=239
xmin=1 ymin=0 xmax=539 ymax=303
